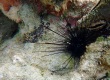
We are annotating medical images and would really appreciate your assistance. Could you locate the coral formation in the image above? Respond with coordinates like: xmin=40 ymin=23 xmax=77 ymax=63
xmin=0 ymin=0 xmax=20 ymax=11
xmin=29 ymin=0 xmax=73 ymax=16
xmin=0 ymin=0 xmax=21 ymax=23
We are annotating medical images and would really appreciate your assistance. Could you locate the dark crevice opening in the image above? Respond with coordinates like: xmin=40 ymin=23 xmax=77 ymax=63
xmin=0 ymin=11 xmax=19 ymax=43
xmin=7 ymin=23 xmax=19 ymax=39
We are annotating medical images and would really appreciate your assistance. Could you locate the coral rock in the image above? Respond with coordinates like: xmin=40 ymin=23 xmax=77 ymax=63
xmin=0 ymin=0 xmax=20 ymax=11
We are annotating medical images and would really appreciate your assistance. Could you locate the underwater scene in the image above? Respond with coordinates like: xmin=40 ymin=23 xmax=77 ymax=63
xmin=0 ymin=0 xmax=110 ymax=80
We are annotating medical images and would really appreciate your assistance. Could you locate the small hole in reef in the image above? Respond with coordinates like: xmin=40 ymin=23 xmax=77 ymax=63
xmin=0 ymin=11 xmax=19 ymax=42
